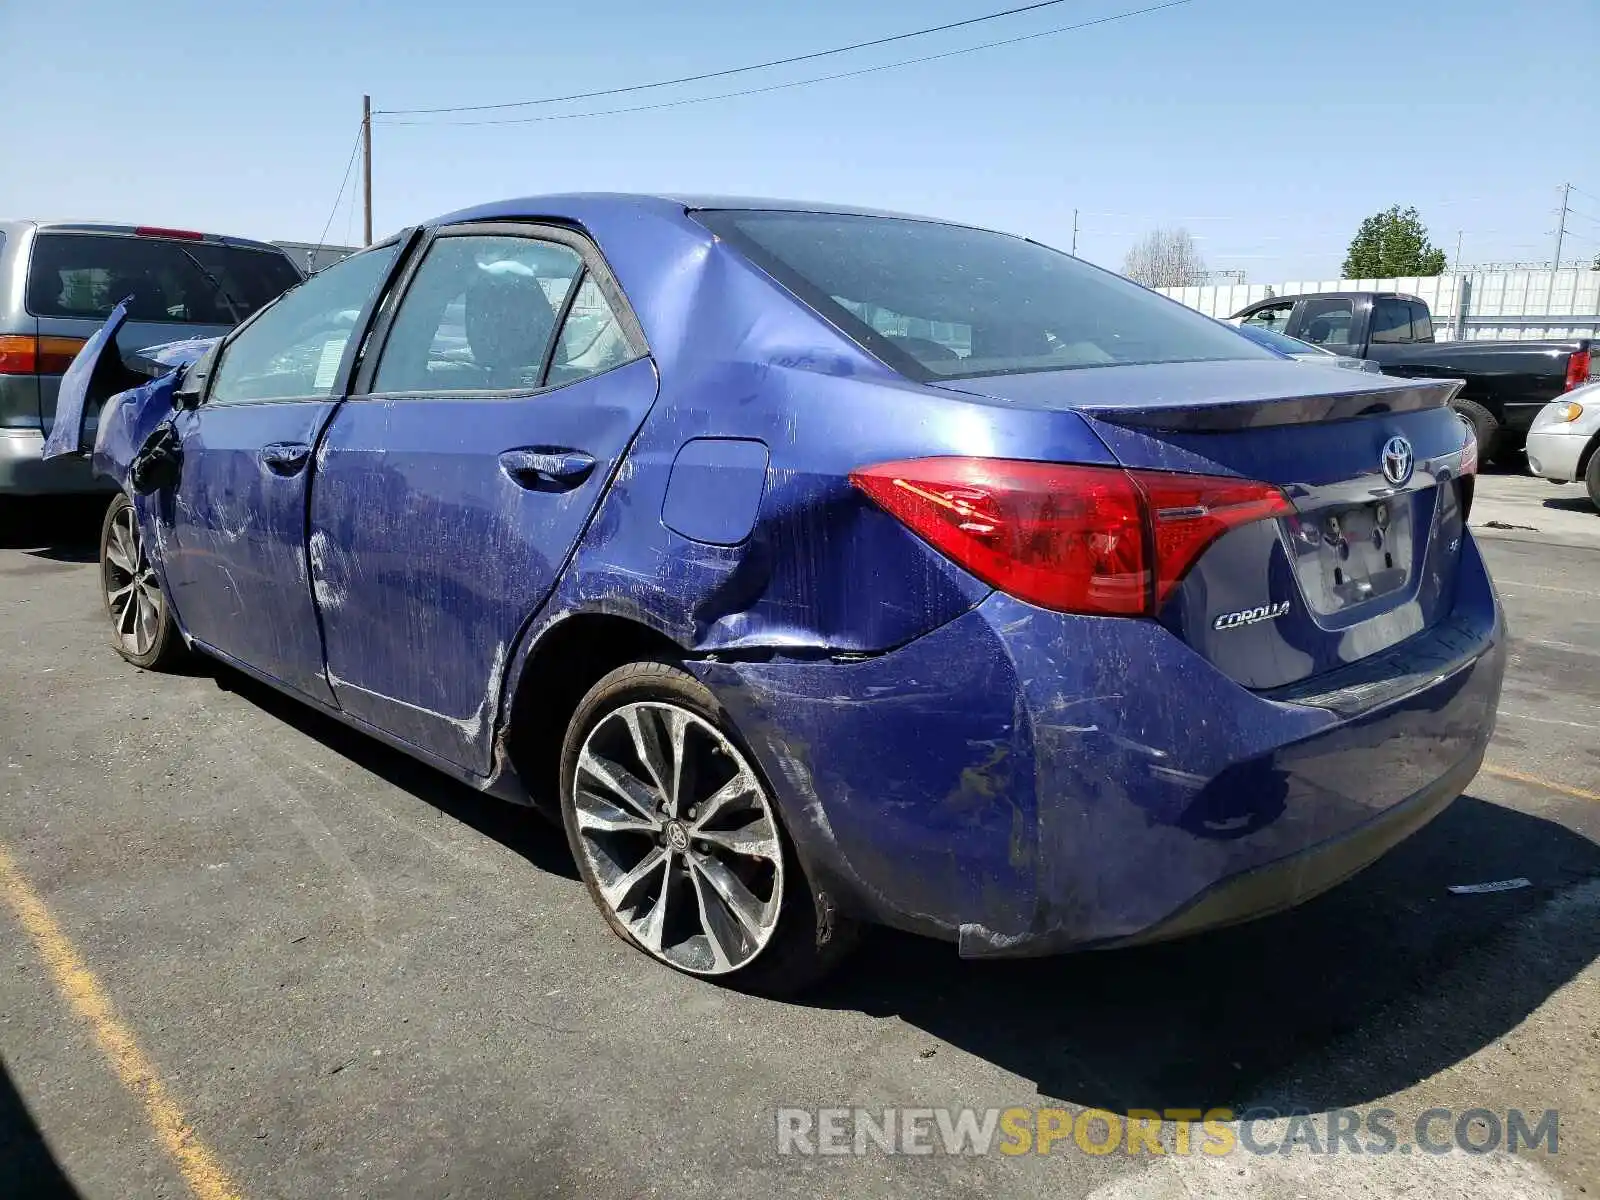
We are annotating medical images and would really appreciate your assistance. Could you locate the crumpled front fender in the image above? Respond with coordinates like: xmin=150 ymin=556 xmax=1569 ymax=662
xmin=92 ymin=372 xmax=182 ymax=490
xmin=42 ymin=300 xmax=217 ymax=475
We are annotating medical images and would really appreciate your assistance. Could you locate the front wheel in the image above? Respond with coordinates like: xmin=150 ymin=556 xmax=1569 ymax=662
xmin=1586 ymin=446 xmax=1600 ymax=512
xmin=100 ymin=493 xmax=184 ymax=670
xmin=559 ymin=660 xmax=856 ymax=995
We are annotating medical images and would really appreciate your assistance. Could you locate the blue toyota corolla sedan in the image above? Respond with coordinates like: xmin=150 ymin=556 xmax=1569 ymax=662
xmin=45 ymin=195 xmax=1503 ymax=994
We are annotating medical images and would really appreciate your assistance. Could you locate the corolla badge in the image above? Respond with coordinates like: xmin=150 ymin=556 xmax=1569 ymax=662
xmin=1213 ymin=601 xmax=1290 ymax=630
xmin=1381 ymin=435 xmax=1414 ymax=486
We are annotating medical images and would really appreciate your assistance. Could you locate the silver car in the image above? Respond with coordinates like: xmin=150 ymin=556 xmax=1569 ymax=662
xmin=1525 ymin=380 xmax=1600 ymax=510
xmin=0 ymin=220 xmax=302 ymax=495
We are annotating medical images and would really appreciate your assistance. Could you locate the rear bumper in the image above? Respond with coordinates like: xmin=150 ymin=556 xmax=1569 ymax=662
xmin=1109 ymin=747 xmax=1478 ymax=949
xmin=0 ymin=429 xmax=113 ymax=494
xmin=1525 ymin=426 xmax=1587 ymax=482
xmin=695 ymin=534 xmax=1504 ymax=955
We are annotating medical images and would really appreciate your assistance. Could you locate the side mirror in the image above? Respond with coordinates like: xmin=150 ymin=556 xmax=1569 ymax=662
xmin=173 ymin=343 xmax=218 ymax=410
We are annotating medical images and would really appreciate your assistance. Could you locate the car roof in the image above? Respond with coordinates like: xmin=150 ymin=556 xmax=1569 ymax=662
xmin=1243 ymin=291 xmax=1424 ymax=305
xmin=431 ymin=192 xmax=976 ymax=230
xmin=0 ymin=218 xmax=289 ymax=255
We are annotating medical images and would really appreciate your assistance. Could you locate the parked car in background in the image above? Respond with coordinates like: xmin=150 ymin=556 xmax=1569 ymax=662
xmin=46 ymin=195 xmax=1499 ymax=994
xmin=0 ymin=220 xmax=303 ymax=496
xmin=1232 ymin=291 xmax=1593 ymax=461
xmin=1231 ymin=320 xmax=1382 ymax=372
xmin=1525 ymin=380 xmax=1600 ymax=509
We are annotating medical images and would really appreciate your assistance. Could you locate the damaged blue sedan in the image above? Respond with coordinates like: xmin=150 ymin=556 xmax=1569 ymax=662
xmin=45 ymin=195 xmax=1504 ymax=994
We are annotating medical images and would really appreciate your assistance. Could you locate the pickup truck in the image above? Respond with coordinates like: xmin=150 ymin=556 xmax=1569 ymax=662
xmin=1231 ymin=290 xmax=1593 ymax=461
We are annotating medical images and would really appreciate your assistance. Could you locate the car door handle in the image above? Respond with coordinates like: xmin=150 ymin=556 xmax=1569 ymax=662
xmin=259 ymin=442 xmax=311 ymax=475
xmin=498 ymin=448 xmax=597 ymax=492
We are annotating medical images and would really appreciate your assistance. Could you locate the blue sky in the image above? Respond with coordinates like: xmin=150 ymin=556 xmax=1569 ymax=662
xmin=2 ymin=0 xmax=1596 ymax=281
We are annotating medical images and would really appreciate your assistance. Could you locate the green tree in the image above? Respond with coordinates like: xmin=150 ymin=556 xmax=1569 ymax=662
xmin=1342 ymin=206 xmax=1449 ymax=278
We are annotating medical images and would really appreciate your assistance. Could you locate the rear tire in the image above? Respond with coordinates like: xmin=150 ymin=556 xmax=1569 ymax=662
xmin=1453 ymin=398 xmax=1501 ymax=465
xmin=559 ymin=659 xmax=857 ymax=995
xmin=99 ymin=493 xmax=185 ymax=670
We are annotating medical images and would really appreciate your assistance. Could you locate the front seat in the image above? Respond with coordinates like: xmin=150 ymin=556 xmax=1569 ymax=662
xmin=464 ymin=265 xmax=557 ymax=390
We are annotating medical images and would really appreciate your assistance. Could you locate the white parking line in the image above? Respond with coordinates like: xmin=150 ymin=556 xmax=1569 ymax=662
xmin=1498 ymin=709 xmax=1600 ymax=732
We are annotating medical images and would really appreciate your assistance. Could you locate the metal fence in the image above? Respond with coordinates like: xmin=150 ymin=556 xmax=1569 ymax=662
xmin=1157 ymin=268 xmax=1600 ymax=341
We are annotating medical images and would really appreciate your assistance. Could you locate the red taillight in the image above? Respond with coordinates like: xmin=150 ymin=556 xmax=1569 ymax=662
xmin=135 ymin=225 xmax=204 ymax=240
xmin=849 ymin=457 xmax=1291 ymax=617
xmin=1132 ymin=471 xmax=1295 ymax=607
xmin=1565 ymin=348 xmax=1592 ymax=392
xmin=0 ymin=334 xmax=87 ymax=375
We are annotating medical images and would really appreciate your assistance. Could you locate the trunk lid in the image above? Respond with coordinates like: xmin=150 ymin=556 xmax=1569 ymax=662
xmin=935 ymin=360 xmax=1473 ymax=689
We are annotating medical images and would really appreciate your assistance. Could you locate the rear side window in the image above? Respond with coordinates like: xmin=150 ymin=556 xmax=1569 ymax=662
xmin=372 ymin=234 xmax=638 ymax=393
xmin=1297 ymin=298 xmax=1356 ymax=348
xmin=26 ymin=233 xmax=302 ymax=325
xmin=696 ymin=210 xmax=1272 ymax=381
xmin=1370 ymin=298 xmax=1413 ymax=344
xmin=1409 ymin=302 xmax=1433 ymax=341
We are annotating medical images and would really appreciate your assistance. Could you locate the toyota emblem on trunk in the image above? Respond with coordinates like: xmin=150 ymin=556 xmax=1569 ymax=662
xmin=1381 ymin=435 xmax=1414 ymax=486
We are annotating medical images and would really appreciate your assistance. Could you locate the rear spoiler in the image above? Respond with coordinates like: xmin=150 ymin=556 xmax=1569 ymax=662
xmin=1076 ymin=377 xmax=1463 ymax=433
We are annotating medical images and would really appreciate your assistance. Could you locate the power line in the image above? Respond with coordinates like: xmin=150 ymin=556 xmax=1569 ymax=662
xmin=381 ymin=0 xmax=1103 ymax=116
xmin=313 ymin=124 xmax=364 ymax=259
xmin=375 ymin=0 xmax=1194 ymax=127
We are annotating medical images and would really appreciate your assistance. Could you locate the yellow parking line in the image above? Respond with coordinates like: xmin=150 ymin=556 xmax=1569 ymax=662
xmin=1483 ymin=763 xmax=1600 ymax=804
xmin=0 ymin=841 xmax=244 ymax=1200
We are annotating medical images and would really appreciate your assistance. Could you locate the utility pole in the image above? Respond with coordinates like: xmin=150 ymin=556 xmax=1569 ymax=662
xmin=362 ymin=94 xmax=373 ymax=247
xmin=1453 ymin=230 xmax=1462 ymax=274
xmin=1551 ymin=182 xmax=1570 ymax=270
xmin=1071 ymin=208 xmax=1078 ymax=256
xmin=1549 ymin=182 xmax=1570 ymax=317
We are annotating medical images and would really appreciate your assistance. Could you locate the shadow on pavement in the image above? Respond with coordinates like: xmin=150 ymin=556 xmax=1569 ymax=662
xmin=1542 ymin=493 xmax=1597 ymax=516
xmin=0 ymin=1060 xmax=80 ymax=1199
xmin=0 ymin=497 xmax=106 ymax=556
xmin=210 ymin=666 xmax=579 ymax=881
xmin=807 ymin=795 xmax=1600 ymax=1115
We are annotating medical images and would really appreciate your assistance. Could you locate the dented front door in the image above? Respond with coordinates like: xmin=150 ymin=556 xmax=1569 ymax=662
xmin=161 ymin=400 xmax=339 ymax=702
xmin=159 ymin=245 xmax=403 ymax=702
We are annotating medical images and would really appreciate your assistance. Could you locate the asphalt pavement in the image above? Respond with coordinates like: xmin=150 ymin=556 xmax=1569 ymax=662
xmin=1 ymin=477 xmax=1596 ymax=1200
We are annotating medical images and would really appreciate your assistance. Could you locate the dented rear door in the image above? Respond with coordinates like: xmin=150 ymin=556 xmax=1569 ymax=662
xmin=309 ymin=226 xmax=658 ymax=775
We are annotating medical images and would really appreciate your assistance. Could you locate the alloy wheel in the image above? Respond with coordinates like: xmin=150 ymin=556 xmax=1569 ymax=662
xmin=571 ymin=701 xmax=784 ymax=975
xmin=103 ymin=504 xmax=164 ymax=658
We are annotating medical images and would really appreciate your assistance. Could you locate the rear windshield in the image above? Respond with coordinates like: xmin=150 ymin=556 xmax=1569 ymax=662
xmin=26 ymin=233 xmax=302 ymax=325
xmin=1233 ymin=322 xmax=1330 ymax=357
xmin=695 ymin=210 xmax=1274 ymax=381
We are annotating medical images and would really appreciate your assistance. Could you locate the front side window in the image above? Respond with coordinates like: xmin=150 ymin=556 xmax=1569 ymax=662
xmin=373 ymin=234 xmax=634 ymax=394
xmin=1409 ymin=302 xmax=1433 ymax=341
xmin=1240 ymin=302 xmax=1294 ymax=334
xmin=27 ymin=233 xmax=302 ymax=325
xmin=1297 ymin=298 xmax=1356 ymax=348
xmin=696 ymin=210 xmax=1272 ymax=381
xmin=208 ymin=244 xmax=400 ymax=405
